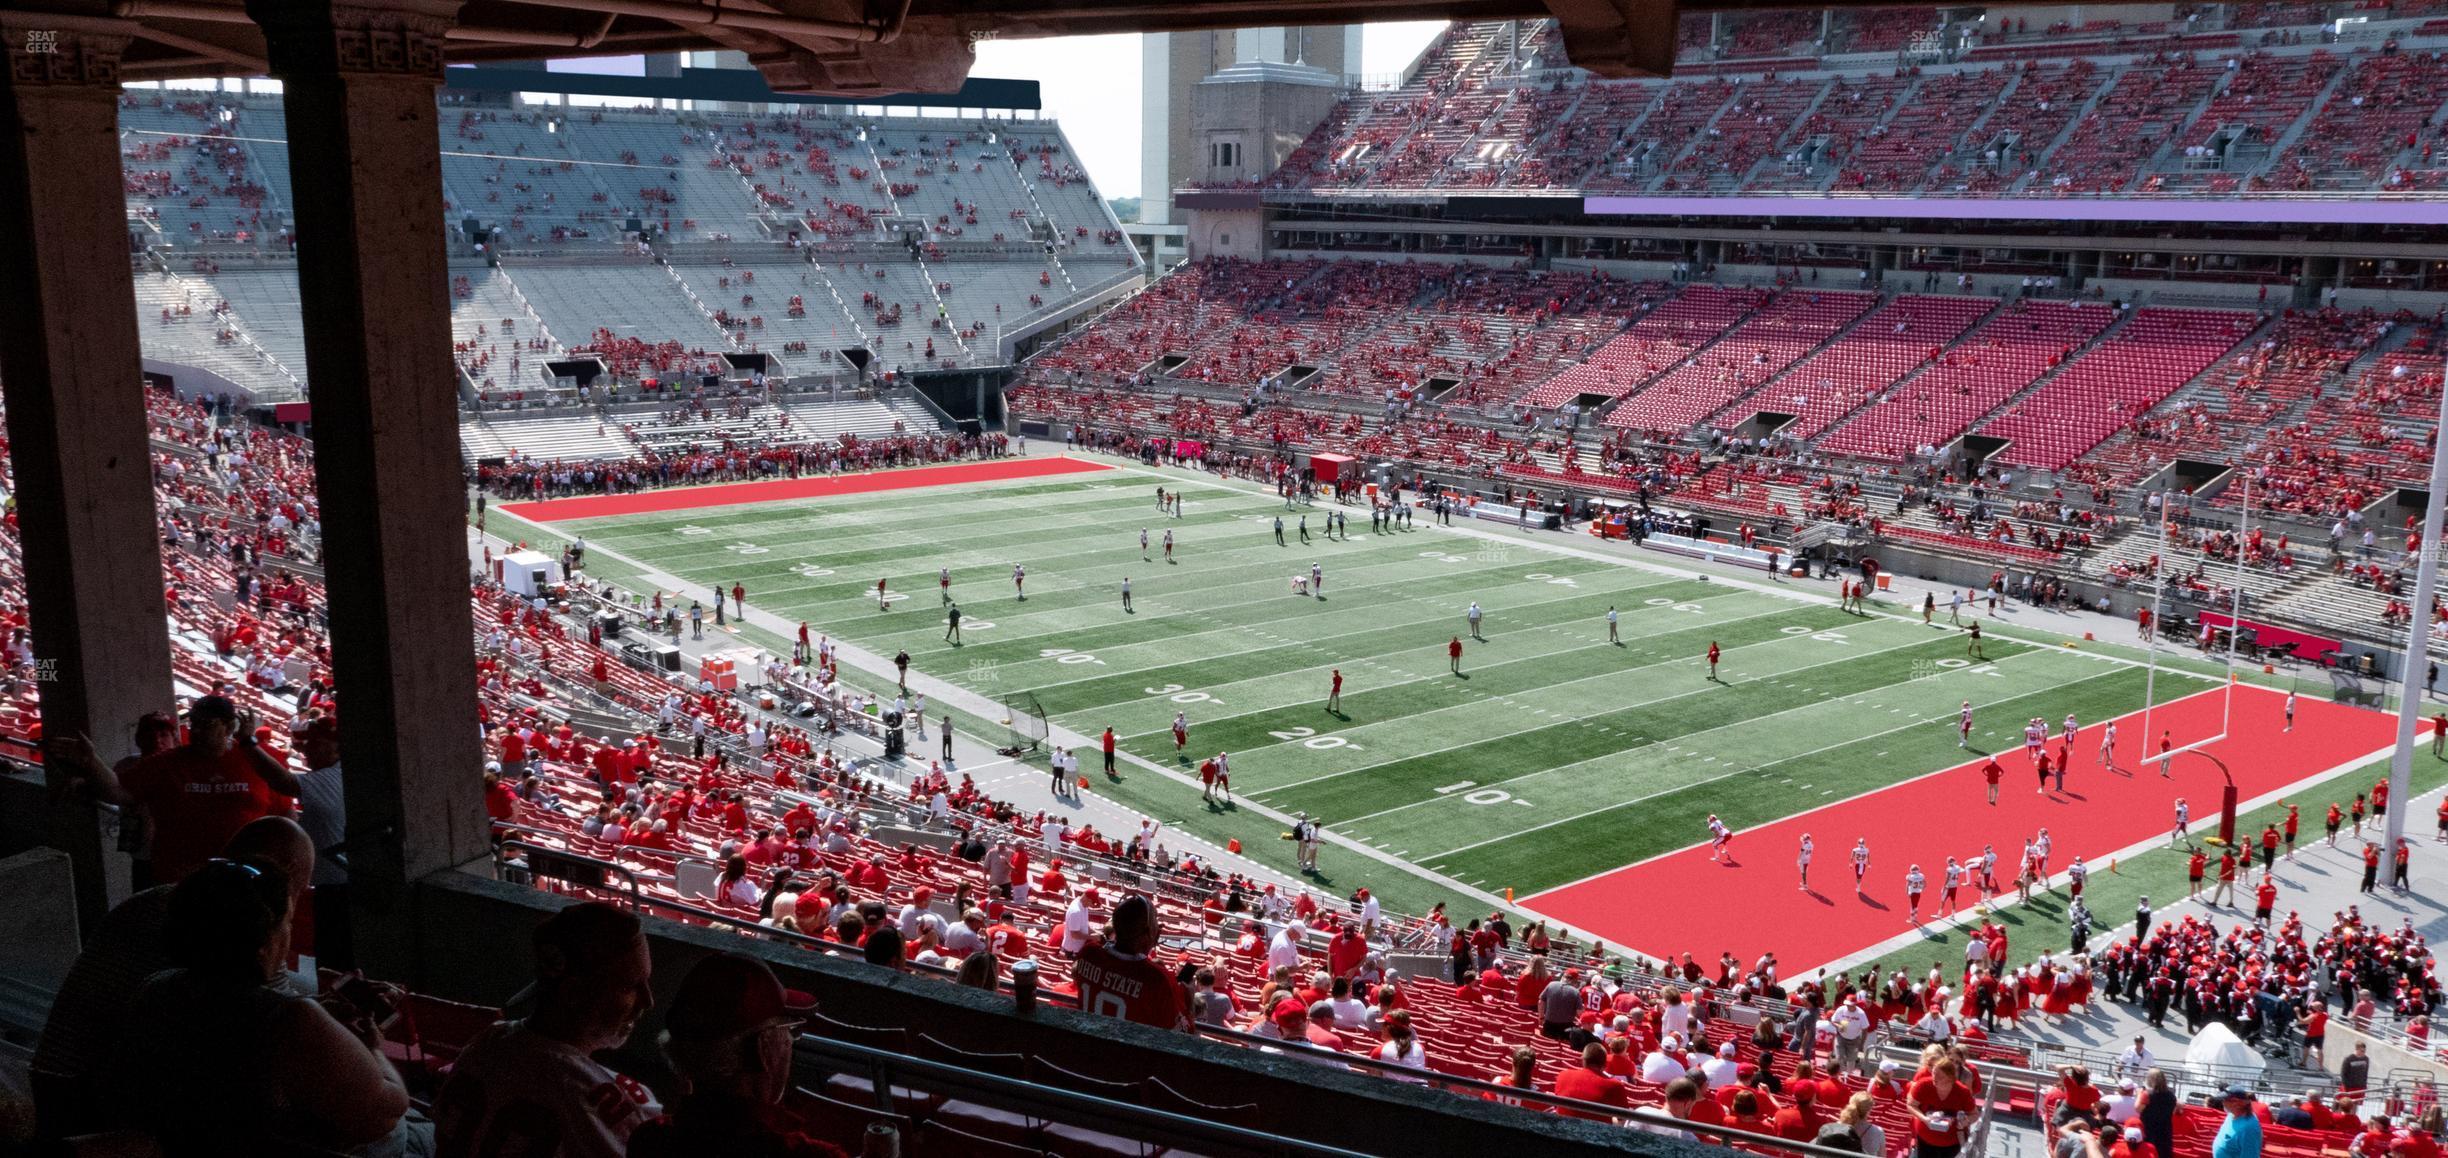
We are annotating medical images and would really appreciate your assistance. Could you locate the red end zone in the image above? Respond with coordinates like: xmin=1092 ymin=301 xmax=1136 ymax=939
xmin=1519 ymin=683 xmax=2409 ymax=972
xmin=496 ymin=456 xmax=1113 ymax=521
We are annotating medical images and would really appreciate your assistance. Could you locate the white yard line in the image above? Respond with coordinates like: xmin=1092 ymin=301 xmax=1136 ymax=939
xmin=1253 ymin=625 xmax=1954 ymax=798
xmin=1330 ymin=652 xmax=2129 ymax=831
xmin=1105 ymin=598 xmax=1816 ymax=739
xmin=1424 ymin=664 xmax=2144 ymax=863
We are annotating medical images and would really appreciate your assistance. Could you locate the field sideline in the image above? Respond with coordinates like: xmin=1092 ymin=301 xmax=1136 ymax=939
xmin=506 ymin=454 xmax=2394 ymax=968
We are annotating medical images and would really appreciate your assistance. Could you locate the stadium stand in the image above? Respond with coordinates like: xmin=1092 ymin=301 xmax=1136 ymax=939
xmin=1255 ymin=15 xmax=2448 ymax=199
xmin=122 ymin=93 xmax=1142 ymax=397
xmin=1977 ymin=308 xmax=2262 ymax=471
xmin=45 ymin=13 xmax=2448 ymax=1158
xmin=1815 ymin=299 xmax=2122 ymax=460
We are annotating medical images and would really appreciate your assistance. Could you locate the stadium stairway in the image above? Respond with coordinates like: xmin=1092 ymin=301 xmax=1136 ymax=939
xmin=131 ymin=267 xmax=308 ymax=401
xmin=460 ymin=409 xmax=640 ymax=464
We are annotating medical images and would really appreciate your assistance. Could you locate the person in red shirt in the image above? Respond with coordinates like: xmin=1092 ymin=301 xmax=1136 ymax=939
xmin=1073 ymin=895 xmax=1188 ymax=1031
xmin=1982 ymin=757 xmax=2003 ymax=805
xmin=1100 ymin=727 xmax=1117 ymax=777
xmin=1327 ymin=668 xmax=1343 ymax=713
xmin=1772 ymin=1082 xmax=1829 ymax=1142
xmin=2188 ymin=851 xmax=2208 ymax=899
xmin=1551 ymin=1043 xmax=1631 ymax=1118
xmin=2255 ymin=876 xmax=2280 ymax=925
xmin=1327 ymin=922 xmax=1368 ymax=978
xmin=482 ymin=771 xmax=521 ymax=823
xmin=1707 ymin=641 xmax=1722 ymax=681
xmin=56 ymin=695 xmax=301 ymax=883
xmin=1448 ymin=636 xmax=1464 ymax=675
xmin=1909 ymin=1057 xmax=1978 ymax=1158
xmin=2395 ymin=1121 xmax=2444 ymax=1158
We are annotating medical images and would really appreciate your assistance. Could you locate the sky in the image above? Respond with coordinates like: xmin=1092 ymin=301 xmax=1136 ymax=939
xmin=974 ymin=21 xmax=1447 ymax=200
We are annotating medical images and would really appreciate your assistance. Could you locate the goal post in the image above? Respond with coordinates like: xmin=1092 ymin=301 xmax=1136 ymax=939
xmin=2134 ymin=477 xmax=2254 ymax=822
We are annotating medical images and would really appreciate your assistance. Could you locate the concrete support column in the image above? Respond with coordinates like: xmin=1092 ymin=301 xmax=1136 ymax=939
xmin=0 ymin=20 xmax=176 ymax=927
xmin=245 ymin=0 xmax=485 ymax=976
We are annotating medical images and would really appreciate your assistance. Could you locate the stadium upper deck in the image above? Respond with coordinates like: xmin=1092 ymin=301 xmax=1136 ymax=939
xmin=1248 ymin=6 xmax=2448 ymax=199
xmin=121 ymin=91 xmax=1139 ymax=393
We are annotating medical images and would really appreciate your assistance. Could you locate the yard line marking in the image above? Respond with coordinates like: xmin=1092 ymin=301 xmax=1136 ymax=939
xmin=1260 ymin=629 xmax=1968 ymax=800
xmin=1116 ymin=601 xmax=1848 ymax=747
xmin=1495 ymin=669 xmax=2176 ymax=895
xmin=1096 ymin=456 xmax=2227 ymax=688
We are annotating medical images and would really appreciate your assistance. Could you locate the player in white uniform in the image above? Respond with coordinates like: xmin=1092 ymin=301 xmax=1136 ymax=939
xmin=2032 ymin=828 xmax=2053 ymax=888
xmin=1905 ymin=864 xmax=1927 ymax=924
xmin=1707 ymin=815 xmax=1733 ymax=861
xmin=1798 ymin=834 xmax=1815 ymax=890
xmin=2099 ymin=721 xmax=2119 ymax=770
xmin=1978 ymin=844 xmax=1999 ymax=899
xmin=2284 ymin=690 xmax=2296 ymax=731
xmin=1163 ymin=529 xmax=1174 ymax=561
xmin=2017 ymin=840 xmax=2039 ymax=901
xmin=1140 ymin=528 xmax=1150 ymax=560
xmin=1940 ymin=858 xmax=1965 ymax=916
xmin=2025 ymin=717 xmax=2048 ymax=765
xmin=1310 ymin=562 xmax=1323 ymax=598
xmin=1958 ymin=701 xmax=1974 ymax=748
xmin=2063 ymin=714 xmax=2080 ymax=750
xmin=2171 ymin=797 xmax=2190 ymax=843
xmin=1851 ymin=838 xmax=1871 ymax=893
xmin=939 ymin=567 xmax=952 ymax=603
xmin=1013 ymin=563 xmax=1026 ymax=600
xmin=2065 ymin=855 xmax=2088 ymax=900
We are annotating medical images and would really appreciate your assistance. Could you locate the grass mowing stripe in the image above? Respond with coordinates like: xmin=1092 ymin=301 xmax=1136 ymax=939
xmin=1271 ymin=632 xmax=2033 ymax=825
xmin=680 ymin=528 xmax=1615 ymax=649
xmin=874 ymin=562 xmax=1680 ymax=681
xmin=1152 ymin=606 xmax=1867 ymax=777
xmin=1441 ymin=668 xmax=2155 ymax=893
xmin=589 ymin=487 xmax=1256 ymax=572
xmin=1053 ymin=593 xmax=1822 ymax=729
xmin=1325 ymin=642 xmax=2119 ymax=832
xmin=1380 ymin=648 xmax=2131 ymax=863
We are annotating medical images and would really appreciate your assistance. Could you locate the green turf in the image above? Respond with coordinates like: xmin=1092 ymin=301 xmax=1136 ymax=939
xmin=520 ymin=463 xmax=2303 ymax=939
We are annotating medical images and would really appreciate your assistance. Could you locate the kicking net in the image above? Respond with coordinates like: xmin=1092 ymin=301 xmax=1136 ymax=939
xmin=1003 ymin=691 xmax=1049 ymax=756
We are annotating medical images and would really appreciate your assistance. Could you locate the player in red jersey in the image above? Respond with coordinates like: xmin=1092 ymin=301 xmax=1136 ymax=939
xmin=1327 ymin=668 xmax=1344 ymax=713
xmin=1706 ymin=641 xmax=1721 ymax=682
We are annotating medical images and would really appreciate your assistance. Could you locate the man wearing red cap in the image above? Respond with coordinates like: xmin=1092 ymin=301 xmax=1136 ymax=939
xmin=1072 ymin=895 xmax=1189 ymax=1031
xmin=629 ymin=952 xmax=838 ymax=1157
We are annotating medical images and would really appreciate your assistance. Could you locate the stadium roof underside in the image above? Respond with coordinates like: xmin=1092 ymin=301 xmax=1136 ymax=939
xmin=40 ymin=0 xmax=2013 ymax=93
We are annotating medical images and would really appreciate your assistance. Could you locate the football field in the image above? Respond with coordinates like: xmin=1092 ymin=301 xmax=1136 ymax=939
xmin=499 ymin=455 xmax=2403 ymax=969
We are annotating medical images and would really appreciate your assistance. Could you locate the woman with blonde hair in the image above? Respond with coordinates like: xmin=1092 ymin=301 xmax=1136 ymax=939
xmin=1840 ymin=1092 xmax=1887 ymax=1157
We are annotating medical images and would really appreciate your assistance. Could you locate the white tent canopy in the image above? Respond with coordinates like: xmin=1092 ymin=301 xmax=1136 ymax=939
xmin=2182 ymin=1022 xmax=2267 ymax=1089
